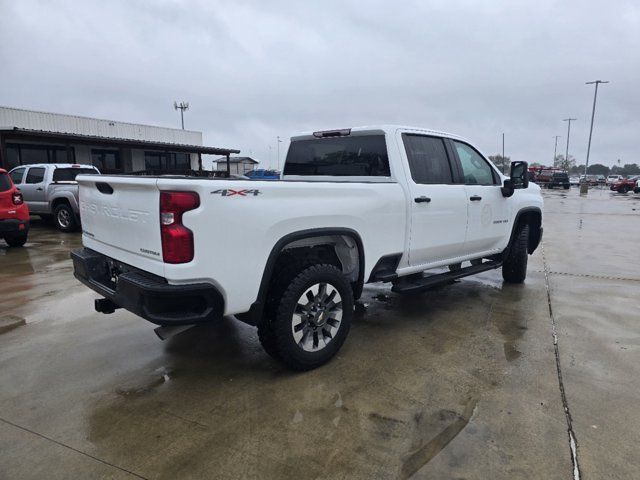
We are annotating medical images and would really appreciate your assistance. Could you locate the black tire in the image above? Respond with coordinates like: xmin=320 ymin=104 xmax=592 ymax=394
xmin=4 ymin=233 xmax=28 ymax=247
xmin=53 ymin=203 xmax=78 ymax=232
xmin=563 ymin=185 xmax=570 ymax=190
xmin=502 ymin=224 xmax=529 ymax=284
xmin=620 ymin=186 xmax=629 ymax=194
xmin=260 ymin=264 xmax=353 ymax=371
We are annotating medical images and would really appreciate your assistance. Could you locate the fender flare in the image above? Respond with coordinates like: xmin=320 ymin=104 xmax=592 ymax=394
xmin=241 ymin=227 xmax=365 ymax=325
xmin=506 ymin=207 xmax=543 ymax=254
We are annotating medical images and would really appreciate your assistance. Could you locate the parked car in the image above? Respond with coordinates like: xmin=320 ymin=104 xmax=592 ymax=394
xmin=611 ymin=175 xmax=640 ymax=193
xmin=547 ymin=172 xmax=570 ymax=189
xmin=8 ymin=164 xmax=99 ymax=232
xmin=569 ymin=176 xmax=580 ymax=186
xmin=0 ymin=168 xmax=30 ymax=247
xmin=245 ymin=169 xmax=280 ymax=180
xmin=606 ymin=174 xmax=624 ymax=185
xmin=580 ymin=174 xmax=605 ymax=186
xmin=634 ymin=179 xmax=640 ymax=194
xmin=72 ymin=125 xmax=543 ymax=371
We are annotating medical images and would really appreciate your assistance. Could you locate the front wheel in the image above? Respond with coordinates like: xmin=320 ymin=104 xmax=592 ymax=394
xmin=4 ymin=233 xmax=28 ymax=247
xmin=502 ymin=224 xmax=529 ymax=284
xmin=54 ymin=204 xmax=78 ymax=232
xmin=260 ymin=264 xmax=353 ymax=371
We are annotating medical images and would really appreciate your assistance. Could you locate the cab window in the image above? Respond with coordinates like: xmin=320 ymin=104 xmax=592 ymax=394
xmin=25 ymin=167 xmax=46 ymax=184
xmin=453 ymin=141 xmax=497 ymax=185
xmin=402 ymin=134 xmax=454 ymax=184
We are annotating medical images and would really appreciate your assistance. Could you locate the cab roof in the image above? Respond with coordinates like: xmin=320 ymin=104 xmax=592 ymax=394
xmin=291 ymin=125 xmax=469 ymax=142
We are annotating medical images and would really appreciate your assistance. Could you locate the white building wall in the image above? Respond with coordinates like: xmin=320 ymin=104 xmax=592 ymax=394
xmin=0 ymin=106 xmax=202 ymax=146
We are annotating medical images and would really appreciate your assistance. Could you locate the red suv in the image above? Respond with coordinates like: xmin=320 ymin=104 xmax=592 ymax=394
xmin=0 ymin=168 xmax=30 ymax=247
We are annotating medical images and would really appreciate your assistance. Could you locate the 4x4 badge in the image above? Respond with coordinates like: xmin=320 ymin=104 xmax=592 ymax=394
xmin=211 ymin=189 xmax=262 ymax=197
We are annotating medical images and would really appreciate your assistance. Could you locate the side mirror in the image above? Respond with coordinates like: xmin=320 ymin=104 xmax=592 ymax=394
xmin=510 ymin=161 xmax=529 ymax=189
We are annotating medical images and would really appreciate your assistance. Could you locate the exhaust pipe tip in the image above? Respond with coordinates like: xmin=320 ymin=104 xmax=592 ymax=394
xmin=154 ymin=324 xmax=195 ymax=341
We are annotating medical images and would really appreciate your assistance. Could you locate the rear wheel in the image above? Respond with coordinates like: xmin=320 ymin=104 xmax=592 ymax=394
xmin=4 ymin=232 xmax=28 ymax=247
xmin=259 ymin=264 xmax=353 ymax=371
xmin=620 ymin=185 xmax=630 ymax=194
xmin=54 ymin=204 xmax=78 ymax=232
xmin=502 ymin=224 xmax=529 ymax=284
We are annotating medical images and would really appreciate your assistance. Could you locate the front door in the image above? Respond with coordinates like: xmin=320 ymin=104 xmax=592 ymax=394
xmin=450 ymin=140 xmax=511 ymax=254
xmin=402 ymin=133 xmax=468 ymax=267
xmin=20 ymin=166 xmax=47 ymax=213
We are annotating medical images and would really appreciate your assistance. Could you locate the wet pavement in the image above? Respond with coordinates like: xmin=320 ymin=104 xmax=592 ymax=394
xmin=0 ymin=188 xmax=638 ymax=479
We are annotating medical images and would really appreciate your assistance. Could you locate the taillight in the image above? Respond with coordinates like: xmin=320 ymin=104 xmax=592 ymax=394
xmin=12 ymin=191 xmax=23 ymax=205
xmin=159 ymin=191 xmax=200 ymax=264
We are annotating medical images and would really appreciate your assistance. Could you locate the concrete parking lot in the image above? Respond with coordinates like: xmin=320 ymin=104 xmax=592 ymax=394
xmin=0 ymin=188 xmax=638 ymax=479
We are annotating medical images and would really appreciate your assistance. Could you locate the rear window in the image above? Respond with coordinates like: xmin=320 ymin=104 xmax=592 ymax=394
xmin=0 ymin=173 xmax=12 ymax=192
xmin=52 ymin=167 xmax=99 ymax=182
xmin=283 ymin=135 xmax=390 ymax=177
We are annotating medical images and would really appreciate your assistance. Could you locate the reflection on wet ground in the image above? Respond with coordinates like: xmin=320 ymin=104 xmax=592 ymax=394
xmin=1 ymin=190 xmax=639 ymax=479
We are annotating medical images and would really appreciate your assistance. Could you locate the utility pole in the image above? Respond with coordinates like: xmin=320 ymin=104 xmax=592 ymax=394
xmin=563 ymin=118 xmax=576 ymax=172
xmin=584 ymin=80 xmax=609 ymax=179
xmin=553 ymin=135 xmax=561 ymax=167
xmin=174 ymin=101 xmax=189 ymax=130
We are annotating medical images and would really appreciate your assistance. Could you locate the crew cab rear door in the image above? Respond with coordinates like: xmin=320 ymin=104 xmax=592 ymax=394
xmin=449 ymin=140 xmax=511 ymax=254
xmin=400 ymin=133 xmax=468 ymax=266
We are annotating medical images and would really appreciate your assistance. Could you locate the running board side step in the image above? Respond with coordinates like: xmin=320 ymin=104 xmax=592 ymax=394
xmin=391 ymin=260 xmax=503 ymax=294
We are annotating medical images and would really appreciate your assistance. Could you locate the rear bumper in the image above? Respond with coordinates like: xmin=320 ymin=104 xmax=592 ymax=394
xmin=0 ymin=219 xmax=29 ymax=236
xmin=71 ymin=247 xmax=224 ymax=325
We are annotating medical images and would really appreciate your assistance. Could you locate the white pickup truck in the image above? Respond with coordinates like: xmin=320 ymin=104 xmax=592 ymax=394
xmin=72 ymin=126 xmax=543 ymax=370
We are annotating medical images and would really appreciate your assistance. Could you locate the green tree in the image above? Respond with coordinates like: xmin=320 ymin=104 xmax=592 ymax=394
xmin=623 ymin=163 xmax=640 ymax=175
xmin=586 ymin=163 xmax=610 ymax=175
xmin=488 ymin=154 xmax=510 ymax=173
xmin=554 ymin=154 xmax=576 ymax=171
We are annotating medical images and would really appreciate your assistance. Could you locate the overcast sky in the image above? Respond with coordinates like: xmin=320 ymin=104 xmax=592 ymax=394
xmin=1 ymin=0 xmax=638 ymax=169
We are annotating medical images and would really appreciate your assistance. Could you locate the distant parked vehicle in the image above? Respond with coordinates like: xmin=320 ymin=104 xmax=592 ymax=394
xmin=245 ymin=169 xmax=280 ymax=180
xmin=569 ymin=176 xmax=580 ymax=186
xmin=548 ymin=172 xmax=570 ymax=189
xmin=8 ymin=164 xmax=100 ymax=232
xmin=529 ymin=167 xmax=569 ymax=189
xmin=611 ymin=175 xmax=640 ymax=193
xmin=0 ymin=168 xmax=30 ymax=247
xmin=580 ymin=174 xmax=605 ymax=186
xmin=634 ymin=178 xmax=640 ymax=194
xmin=606 ymin=174 xmax=624 ymax=185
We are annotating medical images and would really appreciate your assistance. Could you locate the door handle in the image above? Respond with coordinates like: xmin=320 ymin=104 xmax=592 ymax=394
xmin=36 ymin=188 xmax=44 ymax=191
xmin=414 ymin=196 xmax=431 ymax=203
xmin=469 ymin=195 xmax=482 ymax=201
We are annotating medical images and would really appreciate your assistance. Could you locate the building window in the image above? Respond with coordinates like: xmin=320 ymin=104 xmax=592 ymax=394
xmin=5 ymin=143 xmax=75 ymax=166
xmin=144 ymin=152 xmax=191 ymax=171
xmin=91 ymin=149 xmax=121 ymax=174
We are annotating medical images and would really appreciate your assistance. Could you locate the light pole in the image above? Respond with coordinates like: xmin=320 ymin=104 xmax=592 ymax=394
xmin=563 ymin=118 xmax=576 ymax=172
xmin=277 ymin=136 xmax=283 ymax=171
xmin=174 ymin=101 xmax=189 ymax=129
xmin=500 ymin=133 xmax=506 ymax=174
xmin=553 ymin=135 xmax=561 ymax=167
xmin=584 ymin=80 xmax=609 ymax=180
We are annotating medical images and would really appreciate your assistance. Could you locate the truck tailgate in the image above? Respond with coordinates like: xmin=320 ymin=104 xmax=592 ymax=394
xmin=77 ymin=175 xmax=165 ymax=276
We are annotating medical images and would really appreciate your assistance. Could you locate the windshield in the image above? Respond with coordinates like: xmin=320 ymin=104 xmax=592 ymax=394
xmin=52 ymin=167 xmax=99 ymax=182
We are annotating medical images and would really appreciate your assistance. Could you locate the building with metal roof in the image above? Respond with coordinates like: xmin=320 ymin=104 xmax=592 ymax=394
xmin=0 ymin=106 xmax=239 ymax=174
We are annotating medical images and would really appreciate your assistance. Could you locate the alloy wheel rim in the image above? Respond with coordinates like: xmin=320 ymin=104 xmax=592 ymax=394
xmin=58 ymin=209 xmax=71 ymax=228
xmin=291 ymin=282 xmax=343 ymax=352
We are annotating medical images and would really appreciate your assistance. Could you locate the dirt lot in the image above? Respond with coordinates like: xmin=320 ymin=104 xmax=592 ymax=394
xmin=1 ymin=188 xmax=638 ymax=479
